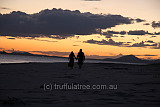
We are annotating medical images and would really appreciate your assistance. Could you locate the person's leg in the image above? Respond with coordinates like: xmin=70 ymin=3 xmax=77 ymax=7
xmin=78 ymin=60 xmax=83 ymax=69
xmin=68 ymin=59 xmax=74 ymax=69
xmin=79 ymin=62 xmax=83 ymax=69
xmin=78 ymin=59 xmax=80 ymax=69
xmin=71 ymin=60 xmax=74 ymax=69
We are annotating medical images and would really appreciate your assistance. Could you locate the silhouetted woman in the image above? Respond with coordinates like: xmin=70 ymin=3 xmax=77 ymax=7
xmin=77 ymin=49 xmax=85 ymax=69
xmin=68 ymin=51 xmax=76 ymax=69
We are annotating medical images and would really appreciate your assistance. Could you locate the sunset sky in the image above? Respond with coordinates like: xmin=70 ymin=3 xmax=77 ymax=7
xmin=0 ymin=0 xmax=160 ymax=59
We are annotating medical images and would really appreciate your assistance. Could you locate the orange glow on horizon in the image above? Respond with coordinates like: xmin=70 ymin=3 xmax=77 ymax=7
xmin=0 ymin=35 xmax=160 ymax=60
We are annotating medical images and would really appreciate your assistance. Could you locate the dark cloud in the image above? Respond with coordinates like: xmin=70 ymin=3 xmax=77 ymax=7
xmin=102 ymin=32 xmax=113 ymax=38
xmin=132 ymin=39 xmax=135 ymax=41
xmin=145 ymin=40 xmax=155 ymax=43
xmin=127 ymin=42 xmax=132 ymax=43
xmin=104 ymin=35 xmax=112 ymax=38
xmin=135 ymin=18 xmax=145 ymax=23
xmin=143 ymin=23 xmax=150 ymax=25
xmin=85 ymin=39 xmax=123 ymax=46
xmin=128 ymin=30 xmax=148 ymax=35
xmin=103 ymin=31 xmax=127 ymax=35
xmin=102 ymin=30 xmax=126 ymax=38
xmin=7 ymin=37 xmax=16 ymax=39
xmin=72 ymin=45 xmax=79 ymax=46
xmin=112 ymin=35 xmax=118 ymax=37
xmin=127 ymin=30 xmax=160 ymax=35
xmin=152 ymin=21 xmax=160 ymax=28
xmin=107 ymin=31 xmax=119 ymax=34
xmin=120 ymin=31 xmax=127 ymax=35
xmin=154 ymin=32 xmax=160 ymax=35
xmin=120 ymin=36 xmax=125 ymax=37
xmin=0 ymin=8 xmax=133 ymax=37
xmin=129 ymin=41 xmax=157 ymax=47
xmin=0 ymin=7 xmax=11 ymax=10
xmin=84 ymin=39 xmax=158 ymax=48
xmin=50 ymin=35 xmax=74 ymax=39
xmin=151 ymin=36 xmax=157 ymax=38
xmin=104 ymin=30 xmax=159 ymax=36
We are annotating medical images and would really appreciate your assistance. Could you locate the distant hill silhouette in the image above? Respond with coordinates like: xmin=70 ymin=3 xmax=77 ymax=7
xmin=0 ymin=51 xmax=65 ymax=58
xmin=116 ymin=55 xmax=142 ymax=62
xmin=11 ymin=51 xmax=33 ymax=55
xmin=0 ymin=51 xmax=7 ymax=54
xmin=103 ymin=55 xmax=160 ymax=64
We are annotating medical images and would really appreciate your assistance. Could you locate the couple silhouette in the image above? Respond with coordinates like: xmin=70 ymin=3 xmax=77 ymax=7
xmin=68 ymin=49 xmax=85 ymax=69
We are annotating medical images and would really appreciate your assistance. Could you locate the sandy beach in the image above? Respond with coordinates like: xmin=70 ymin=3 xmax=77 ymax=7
xmin=0 ymin=62 xmax=160 ymax=107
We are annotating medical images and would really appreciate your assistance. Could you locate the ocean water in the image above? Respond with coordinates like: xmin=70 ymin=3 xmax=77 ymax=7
xmin=0 ymin=54 xmax=68 ymax=64
xmin=0 ymin=54 xmax=143 ymax=65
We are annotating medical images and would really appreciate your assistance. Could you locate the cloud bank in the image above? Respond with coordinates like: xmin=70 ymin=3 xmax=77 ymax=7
xmin=85 ymin=39 xmax=158 ymax=49
xmin=129 ymin=41 xmax=157 ymax=47
xmin=85 ymin=39 xmax=123 ymax=46
xmin=102 ymin=30 xmax=160 ymax=36
xmin=0 ymin=8 xmax=133 ymax=37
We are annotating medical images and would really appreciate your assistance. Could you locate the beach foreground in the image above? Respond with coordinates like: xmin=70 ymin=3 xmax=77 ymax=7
xmin=0 ymin=63 xmax=160 ymax=107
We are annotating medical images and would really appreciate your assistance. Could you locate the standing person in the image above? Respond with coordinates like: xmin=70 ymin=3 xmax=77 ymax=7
xmin=77 ymin=49 xmax=85 ymax=69
xmin=68 ymin=51 xmax=76 ymax=69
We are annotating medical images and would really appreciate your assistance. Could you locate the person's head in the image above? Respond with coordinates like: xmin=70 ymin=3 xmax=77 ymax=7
xmin=70 ymin=51 xmax=74 ymax=54
xmin=79 ymin=49 xmax=82 ymax=52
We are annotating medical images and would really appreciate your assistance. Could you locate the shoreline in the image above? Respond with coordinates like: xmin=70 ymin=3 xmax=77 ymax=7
xmin=0 ymin=61 xmax=147 ymax=66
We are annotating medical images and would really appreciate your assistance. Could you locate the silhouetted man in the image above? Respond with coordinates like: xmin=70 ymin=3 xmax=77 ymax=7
xmin=77 ymin=49 xmax=85 ymax=69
